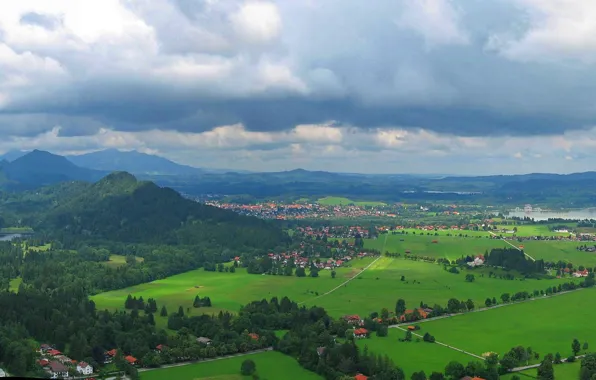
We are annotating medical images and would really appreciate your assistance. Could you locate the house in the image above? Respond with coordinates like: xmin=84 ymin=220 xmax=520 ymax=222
xmin=155 ymin=344 xmax=165 ymax=352
xmin=316 ymin=347 xmax=326 ymax=356
xmin=40 ymin=344 xmax=52 ymax=353
xmin=76 ymin=362 xmax=93 ymax=375
xmin=125 ymin=356 xmax=137 ymax=365
xmin=48 ymin=361 xmax=69 ymax=379
xmin=104 ymin=349 xmax=117 ymax=364
xmin=47 ymin=349 xmax=62 ymax=356
xmin=353 ymin=328 xmax=368 ymax=339
xmin=39 ymin=359 xmax=50 ymax=368
xmin=467 ymin=256 xmax=484 ymax=268
xmin=574 ymin=269 xmax=589 ymax=278
xmin=196 ymin=337 xmax=212 ymax=346
xmin=399 ymin=308 xmax=429 ymax=322
xmin=354 ymin=374 xmax=368 ymax=380
xmin=342 ymin=315 xmax=362 ymax=325
xmin=54 ymin=355 xmax=72 ymax=364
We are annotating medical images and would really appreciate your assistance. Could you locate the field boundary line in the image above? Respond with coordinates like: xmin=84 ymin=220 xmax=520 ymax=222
xmin=298 ymin=255 xmax=383 ymax=305
xmin=488 ymin=231 xmax=536 ymax=261
xmin=391 ymin=325 xmax=485 ymax=361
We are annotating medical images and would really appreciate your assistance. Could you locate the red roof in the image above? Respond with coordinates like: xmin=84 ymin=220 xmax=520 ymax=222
xmin=106 ymin=349 xmax=117 ymax=357
xmin=39 ymin=359 xmax=49 ymax=366
xmin=125 ymin=355 xmax=137 ymax=364
xmin=248 ymin=333 xmax=259 ymax=340
xmin=354 ymin=328 xmax=368 ymax=335
xmin=47 ymin=349 xmax=61 ymax=356
xmin=156 ymin=344 xmax=164 ymax=351
xmin=78 ymin=361 xmax=89 ymax=368
xmin=354 ymin=374 xmax=368 ymax=380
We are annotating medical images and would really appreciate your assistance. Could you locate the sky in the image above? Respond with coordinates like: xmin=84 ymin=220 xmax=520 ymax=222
xmin=1 ymin=0 xmax=596 ymax=174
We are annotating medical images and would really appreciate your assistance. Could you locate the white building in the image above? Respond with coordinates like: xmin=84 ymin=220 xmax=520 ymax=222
xmin=76 ymin=362 xmax=93 ymax=375
xmin=467 ymin=257 xmax=484 ymax=267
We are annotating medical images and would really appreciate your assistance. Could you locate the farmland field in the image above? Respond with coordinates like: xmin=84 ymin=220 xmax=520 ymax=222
xmin=358 ymin=328 xmax=481 ymax=376
xmin=102 ymin=254 xmax=144 ymax=268
xmin=365 ymin=233 xmax=596 ymax=268
xmin=317 ymin=196 xmax=386 ymax=207
xmin=501 ymin=361 xmax=580 ymax=379
xmin=418 ymin=288 xmax=596 ymax=360
xmin=141 ymin=351 xmax=322 ymax=380
xmin=305 ymin=257 xmax=570 ymax=318
xmin=92 ymin=257 xmax=376 ymax=329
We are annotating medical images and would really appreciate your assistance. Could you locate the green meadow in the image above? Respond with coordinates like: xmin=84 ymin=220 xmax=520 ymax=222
xmin=419 ymin=288 xmax=596 ymax=360
xmin=501 ymin=361 xmax=580 ymax=379
xmin=317 ymin=196 xmax=386 ymax=207
xmin=306 ymin=257 xmax=569 ymax=318
xmin=365 ymin=234 xmax=510 ymax=260
xmin=365 ymin=233 xmax=596 ymax=268
xmin=141 ymin=351 xmax=322 ymax=380
xmin=9 ymin=277 xmax=22 ymax=292
xmin=359 ymin=329 xmax=481 ymax=377
xmin=493 ymin=224 xmax=573 ymax=237
xmin=102 ymin=254 xmax=144 ymax=268
xmin=92 ymin=257 xmax=376 ymax=329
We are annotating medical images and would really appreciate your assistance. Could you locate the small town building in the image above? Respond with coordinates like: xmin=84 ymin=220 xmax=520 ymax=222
xmin=196 ymin=337 xmax=212 ymax=345
xmin=353 ymin=328 xmax=368 ymax=339
xmin=76 ymin=361 xmax=93 ymax=375
xmin=48 ymin=361 xmax=69 ymax=379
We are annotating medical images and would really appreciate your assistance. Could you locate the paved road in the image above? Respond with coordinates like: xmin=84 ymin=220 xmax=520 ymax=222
xmin=510 ymin=354 xmax=586 ymax=372
xmin=138 ymin=347 xmax=273 ymax=373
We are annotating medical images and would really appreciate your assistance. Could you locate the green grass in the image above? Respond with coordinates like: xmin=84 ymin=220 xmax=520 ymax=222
xmin=9 ymin=277 xmax=22 ymax=292
xmin=493 ymin=224 xmax=573 ymax=237
xmin=305 ymin=257 xmax=569 ymax=318
xmin=140 ymin=351 xmax=322 ymax=380
xmin=103 ymin=254 xmax=144 ymax=268
xmin=317 ymin=196 xmax=386 ymax=207
xmin=365 ymin=234 xmax=508 ymax=261
xmin=367 ymin=233 xmax=596 ymax=268
xmin=359 ymin=329 xmax=481 ymax=376
xmin=501 ymin=361 xmax=580 ymax=379
xmin=26 ymin=243 xmax=51 ymax=252
xmin=92 ymin=258 xmax=376 ymax=329
xmin=419 ymin=288 xmax=596 ymax=361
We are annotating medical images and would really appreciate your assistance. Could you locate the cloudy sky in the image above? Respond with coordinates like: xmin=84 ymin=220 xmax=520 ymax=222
xmin=2 ymin=0 xmax=596 ymax=174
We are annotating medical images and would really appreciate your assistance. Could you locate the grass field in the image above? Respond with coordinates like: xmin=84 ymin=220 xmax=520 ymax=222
xmin=140 ymin=351 xmax=322 ymax=380
xmin=365 ymin=234 xmax=510 ymax=261
xmin=501 ymin=361 xmax=580 ymax=379
xmin=92 ymin=257 xmax=376 ymax=329
xmin=305 ymin=257 xmax=569 ymax=318
xmin=494 ymin=224 xmax=573 ymax=237
xmin=366 ymin=234 xmax=596 ymax=268
xmin=418 ymin=288 xmax=596 ymax=362
xmin=317 ymin=196 xmax=386 ymax=207
xmin=358 ymin=329 xmax=481 ymax=376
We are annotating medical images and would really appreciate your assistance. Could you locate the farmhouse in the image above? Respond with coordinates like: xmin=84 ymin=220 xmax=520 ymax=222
xmin=342 ymin=315 xmax=363 ymax=325
xmin=248 ymin=333 xmax=260 ymax=340
xmin=574 ymin=269 xmax=589 ymax=277
xmin=47 ymin=361 xmax=69 ymax=379
xmin=399 ymin=308 xmax=429 ymax=322
xmin=354 ymin=374 xmax=368 ymax=380
xmin=467 ymin=255 xmax=485 ymax=267
xmin=353 ymin=328 xmax=369 ymax=339
xmin=125 ymin=355 xmax=138 ymax=365
xmin=76 ymin=361 xmax=93 ymax=375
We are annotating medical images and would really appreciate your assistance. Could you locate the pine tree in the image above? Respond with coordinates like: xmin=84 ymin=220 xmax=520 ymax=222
xmin=178 ymin=306 xmax=184 ymax=317
xmin=125 ymin=294 xmax=134 ymax=309
xmin=193 ymin=295 xmax=201 ymax=308
xmin=160 ymin=305 xmax=168 ymax=317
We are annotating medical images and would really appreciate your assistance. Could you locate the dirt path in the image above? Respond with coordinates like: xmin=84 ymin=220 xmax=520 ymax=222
xmin=391 ymin=325 xmax=485 ymax=361
xmin=489 ymin=231 xmax=536 ymax=261
xmin=298 ymin=255 xmax=383 ymax=305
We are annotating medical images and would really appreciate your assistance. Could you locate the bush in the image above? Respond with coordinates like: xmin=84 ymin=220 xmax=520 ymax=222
xmin=567 ymin=355 xmax=576 ymax=363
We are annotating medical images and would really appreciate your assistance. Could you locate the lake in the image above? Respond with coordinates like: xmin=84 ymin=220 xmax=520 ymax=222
xmin=506 ymin=208 xmax=596 ymax=221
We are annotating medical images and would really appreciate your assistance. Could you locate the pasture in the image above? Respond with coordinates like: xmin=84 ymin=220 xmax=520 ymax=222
xmin=317 ymin=196 xmax=386 ymax=207
xmin=418 ymin=288 xmax=596 ymax=361
xmin=9 ymin=277 xmax=21 ymax=292
xmin=493 ymin=224 xmax=573 ymax=237
xmin=501 ymin=361 xmax=580 ymax=379
xmin=102 ymin=254 xmax=144 ymax=268
xmin=92 ymin=257 xmax=377 ymax=329
xmin=366 ymin=233 xmax=596 ymax=268
xmin=358 ymin=328 xmax=482 ymax=377
xmin=305 ymin=257 xmax=570 ymax=318
xmin=141 ymin=351 xmax=322 ymax=380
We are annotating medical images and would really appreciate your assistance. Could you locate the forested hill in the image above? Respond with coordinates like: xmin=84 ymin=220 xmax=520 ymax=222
xmin=40 ymin=172 xmax=289 ymax=248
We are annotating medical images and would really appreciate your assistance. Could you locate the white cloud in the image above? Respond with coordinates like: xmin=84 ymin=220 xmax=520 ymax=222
xmin=231 ymin=1 xmax=282 ymax=44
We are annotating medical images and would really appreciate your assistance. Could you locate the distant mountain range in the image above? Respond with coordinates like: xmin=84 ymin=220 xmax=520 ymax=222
xmin=66 ymin=149 xmax=205 ymax=176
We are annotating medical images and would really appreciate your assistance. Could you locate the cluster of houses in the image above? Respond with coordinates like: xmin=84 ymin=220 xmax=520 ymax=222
xmin=266 ymin=251 xmax=371 ymax=270
xmin=38 ymin=345 xmax=94 ymax=379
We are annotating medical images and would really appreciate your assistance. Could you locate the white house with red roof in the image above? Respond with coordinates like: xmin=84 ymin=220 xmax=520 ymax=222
xmin=76 ymin=361 xmax=93 ymax=375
